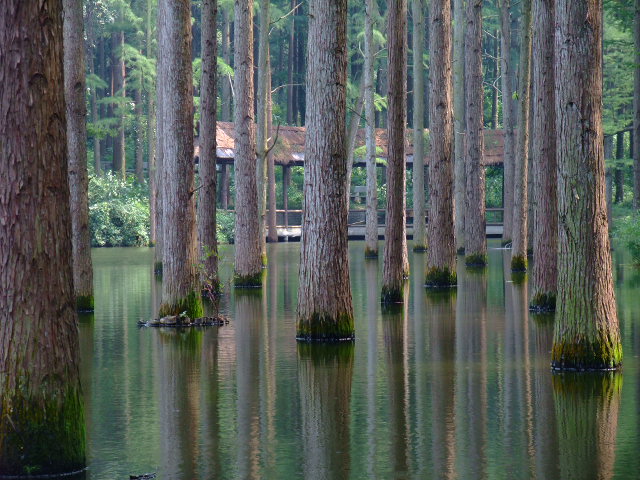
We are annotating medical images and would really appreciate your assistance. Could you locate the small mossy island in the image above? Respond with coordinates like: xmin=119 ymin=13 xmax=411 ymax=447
xmin=296 ymin=312 xmax=355 ymax=341
xmin=76 ymin=294 xmax=95 ymax=312
xmin=0 ymin=384 xmax=86 ymax=476
xmin=424 ymin=267 xmax=457 ymax=288
xmin=381 ymin=284 xmax=405 ymax=304
xmin=234 ymin=269 xmax=265 ymax=287
xmin=530 ymin=292 xmax=556 ymax=312
xmin=464 ymin=253 xmax=487 ymax=268
xmin=158 ymin=290 xmax=204 ymax=319
xmin=551 ymin=337 xmax=623 ymax=371
xmin=511 ymin=255 xmax=527 ymax=272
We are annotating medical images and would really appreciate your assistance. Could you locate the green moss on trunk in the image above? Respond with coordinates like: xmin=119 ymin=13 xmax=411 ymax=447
xmin=364 ymin=247 xmax=379 ymax=259
xmin=412 ymin=244 xmax=428 ymax=253
xmin=511 ymin=271 xmax=527 ymax=284
xmin=424 ymin=267 xmax=457 ymax=288
xmin=511 ymin=254 xmax=527 ymax=272
xmin=551 ymin=338 xmax=623 ymax=371
xmin=381 ymin=283 xmax=405 ymax=304
xmin=530 ymin=291 xmax=556 ymax=312
xmin=261 ymin=252 xmax=268 ymax=267
xmin=464 ymin=253 xmax=487 ymax=267
xmin=0 ymin=384 xmax=85 ymax=476
xmin=158 ymin=290 xmax=204 ymax=318
xmin=234 ymin=269 xmax=265 ymax=287
xmin=296 ymin=312 xmax=355 ymax=341
xmin=75 ymin=294 xmax=94 ymax=312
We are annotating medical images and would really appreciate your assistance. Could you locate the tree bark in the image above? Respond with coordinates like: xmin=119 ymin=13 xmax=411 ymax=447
xmin=64 ymin=0 xmax=94 ymax=311
xmin=346 ymin=76 xmax=365 ymax=194
xmin=364 ymin=0 xmax=378 ymax=258
xmin=147 ymin=0 xmax=157 ymax=246
xmin=463 ymin=0 xmax=487 ymax=266
xmin=491 ymin=31 xmax=499 ymax=129
xmin=86 ymin=8 xmax=101 ymax=177
xmin=135 ymin=88 xmax=145 ymax=183
xmin=154 ymin=4 xmax=164 ymax=273
xmin=552 ymin=0 xmax=622 ymax=370
xmin=112 ymin=29 xmax=126 ymax=179
xmin=453 ymin=0 xmax=466 ymax=253
xmin=500 ymin=0 xmax=516 ymax=244
xmin=234 ymin=0 xmax=263 ymax=286
xmin=426 ymin=0 xmax=456 ymax=286
xmin=382 ymin=0 xmax=410 ymax=302
xmin=0 ymin=0 xmax=85 ymax=473
xmin=157 ymin=0 xmax=203 ymax=317
xmin=221 ymin=9 xmax=233 ymax=122
xmin=510 ymin=0 xmax=532 ymax=271
xmin=634 ymin=0 xmax=640 ymax=209
xmin=614 ymin=132 xmax=624 ymax=203
xmin=198 ymin=0 xmax=219 ymax=291
xmin=267 ymin=67 xmax=278 ymax=242
xmin=287 ymin=0 xmax=295 ymax=125
xmin=257 ymin=0 xmax=270 ymax=262
xmin=530 ymin=0 xmax=557 ymax=311
xmin=412 ymin=0 xmax=427 ymax=252
xmin=296 ymin=0 xmax=354 ymax=340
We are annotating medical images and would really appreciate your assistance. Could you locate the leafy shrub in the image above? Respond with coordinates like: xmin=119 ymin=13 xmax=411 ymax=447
xmin=217 ymin=210 xmax=235 ymax=244
xmin=89 ymin=172 xmax=150 ymax=247
xmin=615 ymin=214 xmax=640 ymax=264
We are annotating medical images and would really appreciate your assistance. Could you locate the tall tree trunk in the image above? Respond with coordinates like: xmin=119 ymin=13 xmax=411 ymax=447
xmin=87 ymin=10 xmax=101 ymax=177
xmin=346 ymin=76 xmax=365 ymax=193
xmin=605 ymin=136 xmax=614 ymax=228
xmin=552 ymin=0 xmax=622 ymax=370
xmin=234 ymin=0 xmax=263 ymax=286
xmin=155 ymin=1 xmax=165 ymax=274
xmin=453 ymin=0 xmax=466 ymax=253
xmin=634 ymin=0 xmax=640 ymax=209
xmin=267 ymin=74 xmax=278 ymax=242
xmin=296 ymin=0 xmax=354 ymax=340
xmin=287 ymin=0 xmax=295 ymax=125
xmin=221 ymin=9 xmax=233 ymax=122
xmin=412 ymin=0 xmax=427 ymax=252
xmin=157 ymin=0 xmax=203 ymax=317
xmin=510 ymin=0 xmax=532 ymax=271
xmin=364 ymin=0 xmax=379 ymax=258
xmin=530 ymin=0 xmax=557 ymax=311
xmin=426 ymin=0 xmax=456 ymax=286
xmin=492 ymin=31 xmax=499 ymax=129
xmin=463 ymin=0 xmax=487 ymax=266
xmin=257 ymin=0 xmax=271 ymax=263
xmin=64 ymin=0 xmax=94 ymax=311
xmin=615 ymin=133 xmax=624 ymax=203
xmin=500 ymin=0 xmax=516 ymax=244
xmin=0 ymin=0 xmax=85 ymax=472
xmin=135 ymin=88 xmax=145 ymax=183
xmin=112 ymin=29 xmax=126 ymax=178
xmin=382 ymin=0 xmax=410 ymax=303
xmin=199 ymin=0 xmax=219 ymax=291
xmin=148 ymin=0 xmax=157 ymax=246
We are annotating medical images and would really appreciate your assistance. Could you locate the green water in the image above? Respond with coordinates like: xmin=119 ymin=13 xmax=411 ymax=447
xmin=79 ymin=241 xmax=640 ymax=479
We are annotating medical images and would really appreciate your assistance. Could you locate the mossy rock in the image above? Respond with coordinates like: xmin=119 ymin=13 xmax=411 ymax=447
xmin=158 ymin=290 xmax=204 ymax=319
xmin=76 ymin=294 xmax=94 ymax=312
xmin=234 ymin=269 xmax=265 ymax=288
xmin=381 ymin=284 xmax=405 ymax=304
xmin=464 ymin=253 xmax=487 ymax=268
xmin=551 ymin=338 xmax=623 ymax=371
xmin=425 ymin=266 xmax=457 ymax=288
xmin=530 ymin=291 xmax=556 ymax=313
xmin=511 ymin=255 xmax=527 ymax=272
xmin=296 ymin=312 xmax=355 ymax=341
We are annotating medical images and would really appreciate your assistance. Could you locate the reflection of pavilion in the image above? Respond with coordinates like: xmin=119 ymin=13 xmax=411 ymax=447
xmin=195 ymin=123 xmax=506 ymax=240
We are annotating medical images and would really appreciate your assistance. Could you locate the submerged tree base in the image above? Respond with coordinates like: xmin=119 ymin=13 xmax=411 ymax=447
xmin=296 ymin=312 xmax=355 ymax=341
xmin=0 ymin=384 xmax=85 ymax=477
xmin=511 ymin=255 xmax=528 ymax=272
xmin=233 ymin=269 xmax=265 ymax=288
xmin=158 ymin=290 xmax=204 ymax=319
xmin=364 ymin=246 xmax=378 ymax=259
xmin=413 ymin=244 xmax=428 ymax=253
xmin=530 ymin=291 xmax=556 ymax=313
xmin=76 ymin=294 xmax=94 ymax=312
xmin=154 ymin=261 xmax=163 ymax=276
xmin=381 ymin=283 xmax=405 ymax=304
xmin=551 ymin=338 xmax=623 ymax=371
xmin=464 ymin=253 xmax=487 ymax=267
xmin=424 ymin=266 xmax=457 ymax=288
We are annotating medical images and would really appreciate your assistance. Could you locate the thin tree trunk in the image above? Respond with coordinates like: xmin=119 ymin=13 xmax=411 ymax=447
xmin=634 ymin=0 xmax=640 ymax=209
xmin=87 ymin=10 xmax=101 ymax=177
xmin=615 ymin=133 xmax=624 ymax=203
xmin=426 ymin=0 xmax=456 ymax=286
xmin=605 ymin=136 xmax=614 ymax=228
xmin=112 ymin=29 xmax=126 ymax=178
xmin=234 ymin=0 xmax=263 ymax=286
xmin=135 ymin=88 xmax=145 ymax=183
xmin=463 ymin=0 xmax=487 ymax=266
xmin=492 ymin=31 xmax=499 ymax=129
xmin=267 ymin=73 xmax=278 ymax=242
xmin=257 ymin=0 xmax=271 ymax=262
xmin=530 ymin=0 xmax=557 ymax=311
xmin=552 ymin=0 xmax=621 ymax=370
xmin=412 ymin=0 xmax=427 ymax=252
xmin=221 ymin=9 xmax=233 ymax=122
xmin=287 ymin=0 xmax=295 ymax=125
xmin=382 ymin=0 xmax=410 ymax=302
xmin=453 ymin=0 xmax=466 ymax=253
xmin=510 ymin=0 xmax=532 ymax=271
xmin=158 ymin=0 xmax=203 ymax=317
xmin=64 ymin=0 xmax=94 ymax=311
xmin=500 ymin=0 xmax=516 ymax=243
xmin=296 ymin=0 xmax=354 ymax=340
xmin=155 ymin=1 xmax=165 ymax=274
xmin=148 ymin=0 xmax=157 ymax=246
xmin=0 ymin=0 xmax=85 ymax=472
xmin=198 ymin=0 xmax=219 ymax=291
xmin=346 ymin=75 xmax=365 ymax=194
xmin=364 ymin=0 xmax=378 ymax=258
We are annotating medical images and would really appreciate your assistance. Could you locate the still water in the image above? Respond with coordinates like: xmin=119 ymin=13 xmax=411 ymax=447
xmin=81 ymin=241 xmax=640 ymax=479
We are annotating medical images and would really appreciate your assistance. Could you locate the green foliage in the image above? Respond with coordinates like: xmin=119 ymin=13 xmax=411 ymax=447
xmin=89 ymin=172 xmax=150 ymax=247
xmin=603 ymin=14 xmax=633 ymax=134
xmin=615 ymin=213 xmax=640 ymax=265
xmin=217 ymin=210 xmax=235 ymax=244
